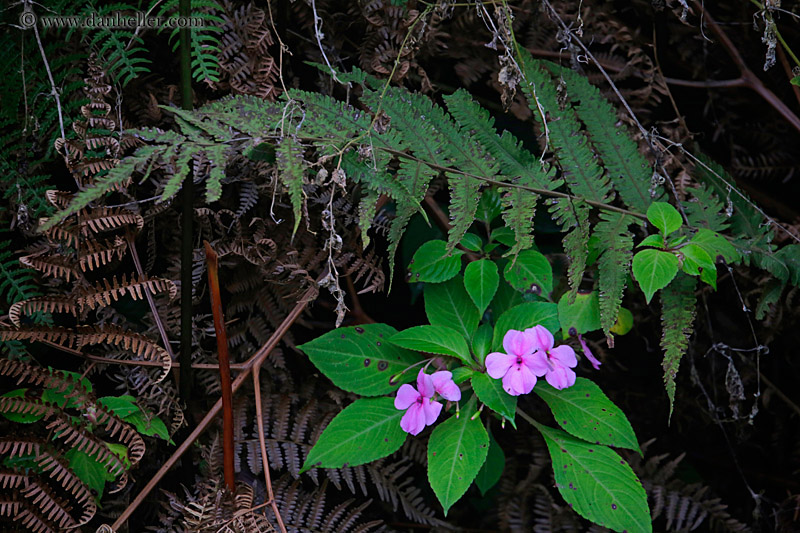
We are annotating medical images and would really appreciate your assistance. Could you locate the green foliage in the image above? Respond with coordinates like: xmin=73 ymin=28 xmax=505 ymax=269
xmin=503 ymin=249 xmax=553 ymax=296
xmin=491 ymin=302 xmax=559 ymax=351
xmin=632 ymin=249 xmax=680 ymax=304
xmin=427 ymin=398 xmax=489 ymax=515
xmin=424 ymin=276 xmax=480 ymax=341
xmin=647 ymin=202 xmax=683 ymax=236
xmin=474 ymin=431 xmax=505 ymax=496
xmin=298 ymin=324 xmax=421 ymax=396
xmin=276 ymin=135 xmax=307 ymax=237
xmin=557 ymin=291 xmax=601 ymax=338
xmin=594 ymin=213 xmax=634 ymax=340
xmin=534 ymin=379 xmax=641 ymax=453
xmin=408 ymin=240 xmax=464 ymax=283
xmin=463 ymin=259 xmax=499 ymax=315
xmin=660 ymin=273 xmax=697 ymax=419
xmin=300 ymin=397 xmax=407 ymax=472
xmin=538 ymin=425 xmax=652 ymax=532
xmin=471 ymin=372 xmax=516 ymax=426
xmin=390 ymin=325 xmax=472 ymax=365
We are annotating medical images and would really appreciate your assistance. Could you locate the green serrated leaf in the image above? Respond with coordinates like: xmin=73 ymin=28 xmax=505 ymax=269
xmin=491 ymin=226 xmax=517 ymax=247
xmin=451 ymin=366 xmax=475 ymax=384
xmin=647 ymin=202 xmax=682 ymax=236
xmin=425 ymin=276 xmax=480 ymax=341
xmin=390 ymin=325 xmax=472 ymax=365
xmin=66 ymin=448 xmax=108 ymax=499
xmin=690 ymin=228 xmax=740 ymax=264
xmin=123 ymin=411 xmax=172 ymax=443
xmin=301 ymin=397 xmax=407 ymax=473
xmin=298 ymin=324 xmax=422 ymax=396
xmin=632 ymin=249 xmax=679 ymax=304
xmin=492 ymin=302 xmax=560 ymax=351
xmin=534 ymin=378 xmax=640 ymax=452
xmin=0 ymin=389 xmax=43 ymax=423
xmin=471 ymin=372 xmax=516 ymax=426
xmin=427 ymin=399 xmax=489 ymax=515
xmin=409 ymin=240 xmax=464 ymax=283
xmin=503 ymin=249 xmax=553 ymax=296
xmin=791 ymin=75 xmax=800 ymax=86
xmin=98 ymin=396 xmax=140 ymax=418
xmin=475 ymin=431 xmax=505 ymax=495
xmin=460 ymin=233 xmax=483 ymax=252
xmin=557 ymin=291 xmax=601 ymax=338
xmin=637 ymin=234 xmax=665 ymax=249
xmin=476 ymin=187 xmax=503 ymax=223
xmin=538 ymin=425 xmax=651 ymax=532
xmin=471 ymin=323 xmax=493 ymax=367
xmin=680 ymin=243 xmax=717 ymax=289
xmin=464 ymin=259 xmax=499 ymax=315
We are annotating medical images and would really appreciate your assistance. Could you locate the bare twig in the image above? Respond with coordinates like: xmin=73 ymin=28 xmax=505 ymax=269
xmin=127 ymin=232 xmax=175 ymax=360
xmin=691 ymin=1 xmax=800 ymax=135
xmin=111 ymin=287 xmax=313 ymax=530
xmin=26 ymin=1 xmax=66 ymax=152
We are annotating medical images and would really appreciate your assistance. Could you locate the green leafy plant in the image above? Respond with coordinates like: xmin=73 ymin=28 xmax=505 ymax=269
xmin=298 ymin=236 xmax=650 ymax=531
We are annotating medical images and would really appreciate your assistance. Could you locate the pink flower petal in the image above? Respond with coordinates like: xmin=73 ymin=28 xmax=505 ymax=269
xmin=525 ymin=325 xmax=554 ymax=352
xmin=400 ymin=403 xmax=426 ymax=435
xmin=395 ymin=384 xmax=420 ymax=410
xmin=503 ymin=329 xmax=536 ymax=357
xmin=545 ymin=364 xmax=576 ymax=390
xmin=422 ymin=398 xmax=443 ymax=425
xmin=432 ymin=371 xmax=461 ymax=401
xmin=416 ymin=369 xmax=435 ymax=398
xmin=521 ymin=351 xmax=549 ymax=376
xmin=485 ymin=352 xmax=517 ymax=379
xmin=502 ymin=364 xmax=537 ymax=395
xmin=579 ymin=334 xmax=602 ymax=370
xmin=549 ymin=345 xmax=578 ymax=368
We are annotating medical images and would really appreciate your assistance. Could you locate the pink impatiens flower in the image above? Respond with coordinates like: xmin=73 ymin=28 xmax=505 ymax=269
xmin=394 ymin=370 xmax=460 ymax=435
xmin=526 ymin=325 xmax=578 ymax=390
xmin=578 ymin=333 xmax=602 ymax=370
xmin=485 ymin=330 xmax=549 ymax=396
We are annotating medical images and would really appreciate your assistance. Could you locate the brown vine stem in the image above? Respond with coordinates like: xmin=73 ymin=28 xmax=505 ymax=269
xmin=204 ymin=241 xmax=236 ymax=493
xmin=111 ymin=286 xmax=314 ymax=530
xmin=691 ymin=1 xmax=800 ymax=136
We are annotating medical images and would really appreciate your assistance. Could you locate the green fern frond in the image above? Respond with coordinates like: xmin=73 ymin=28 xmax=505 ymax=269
xmin=289 ymin=90 xmax=374 ymax=151
xmin=683 ymin=184 xmax=730 ymax=231
xmin=594 ymin=212 xmax=634 ymax=341
xmin=276 ymin=135 xmax=307 ymax=238
xmin=562 ymin=200 xmax=591 ymax=300
xmin=546 ymin=62 xmax=657 ymax=212
xmin=158 ymin=0 xmax=225 ymax=84
xmin=0 ymin=235 xmax=39 ymax=306
xmin=444 ymin=89 xmax=557 ymax=255
xmin=660 ymin=272 xmax=697 ymax=420
xmin=518 ymin=52 xmax=613 ymax=204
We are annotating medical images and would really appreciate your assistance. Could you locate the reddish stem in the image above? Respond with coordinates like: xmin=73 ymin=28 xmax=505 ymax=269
xmin=204 ymin=241 xmax=236 ymax=493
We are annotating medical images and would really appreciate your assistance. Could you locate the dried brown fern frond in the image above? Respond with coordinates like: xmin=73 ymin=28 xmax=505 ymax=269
xmin=8 ymin=296 xmax=79 ymax=327
xmin=77 ymin=274 xmax=177 ymax=311
xmin=76 ymin=324 xmax=172 ymax=383
xmin=268 ymin=477 xmax=385 ymax=533
xmin=77 ymin=207 xmax=144 ymax=234
xmin=0 ymin=326 xmax=78 ymax=348
xmin=77 ymin=235 xmax=128 ymax=271
xmin=215 ymin=1 xmax=281 ymax=100
xmin=45 ymin=190 xmax=74 ymax=209
xmin=628 ymin=442 xmax=751 ymax=532
xmin=0 ymin=396 xmax=131 ymax=490
xmin=19 ymin=252 xmax=82 ymax=282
